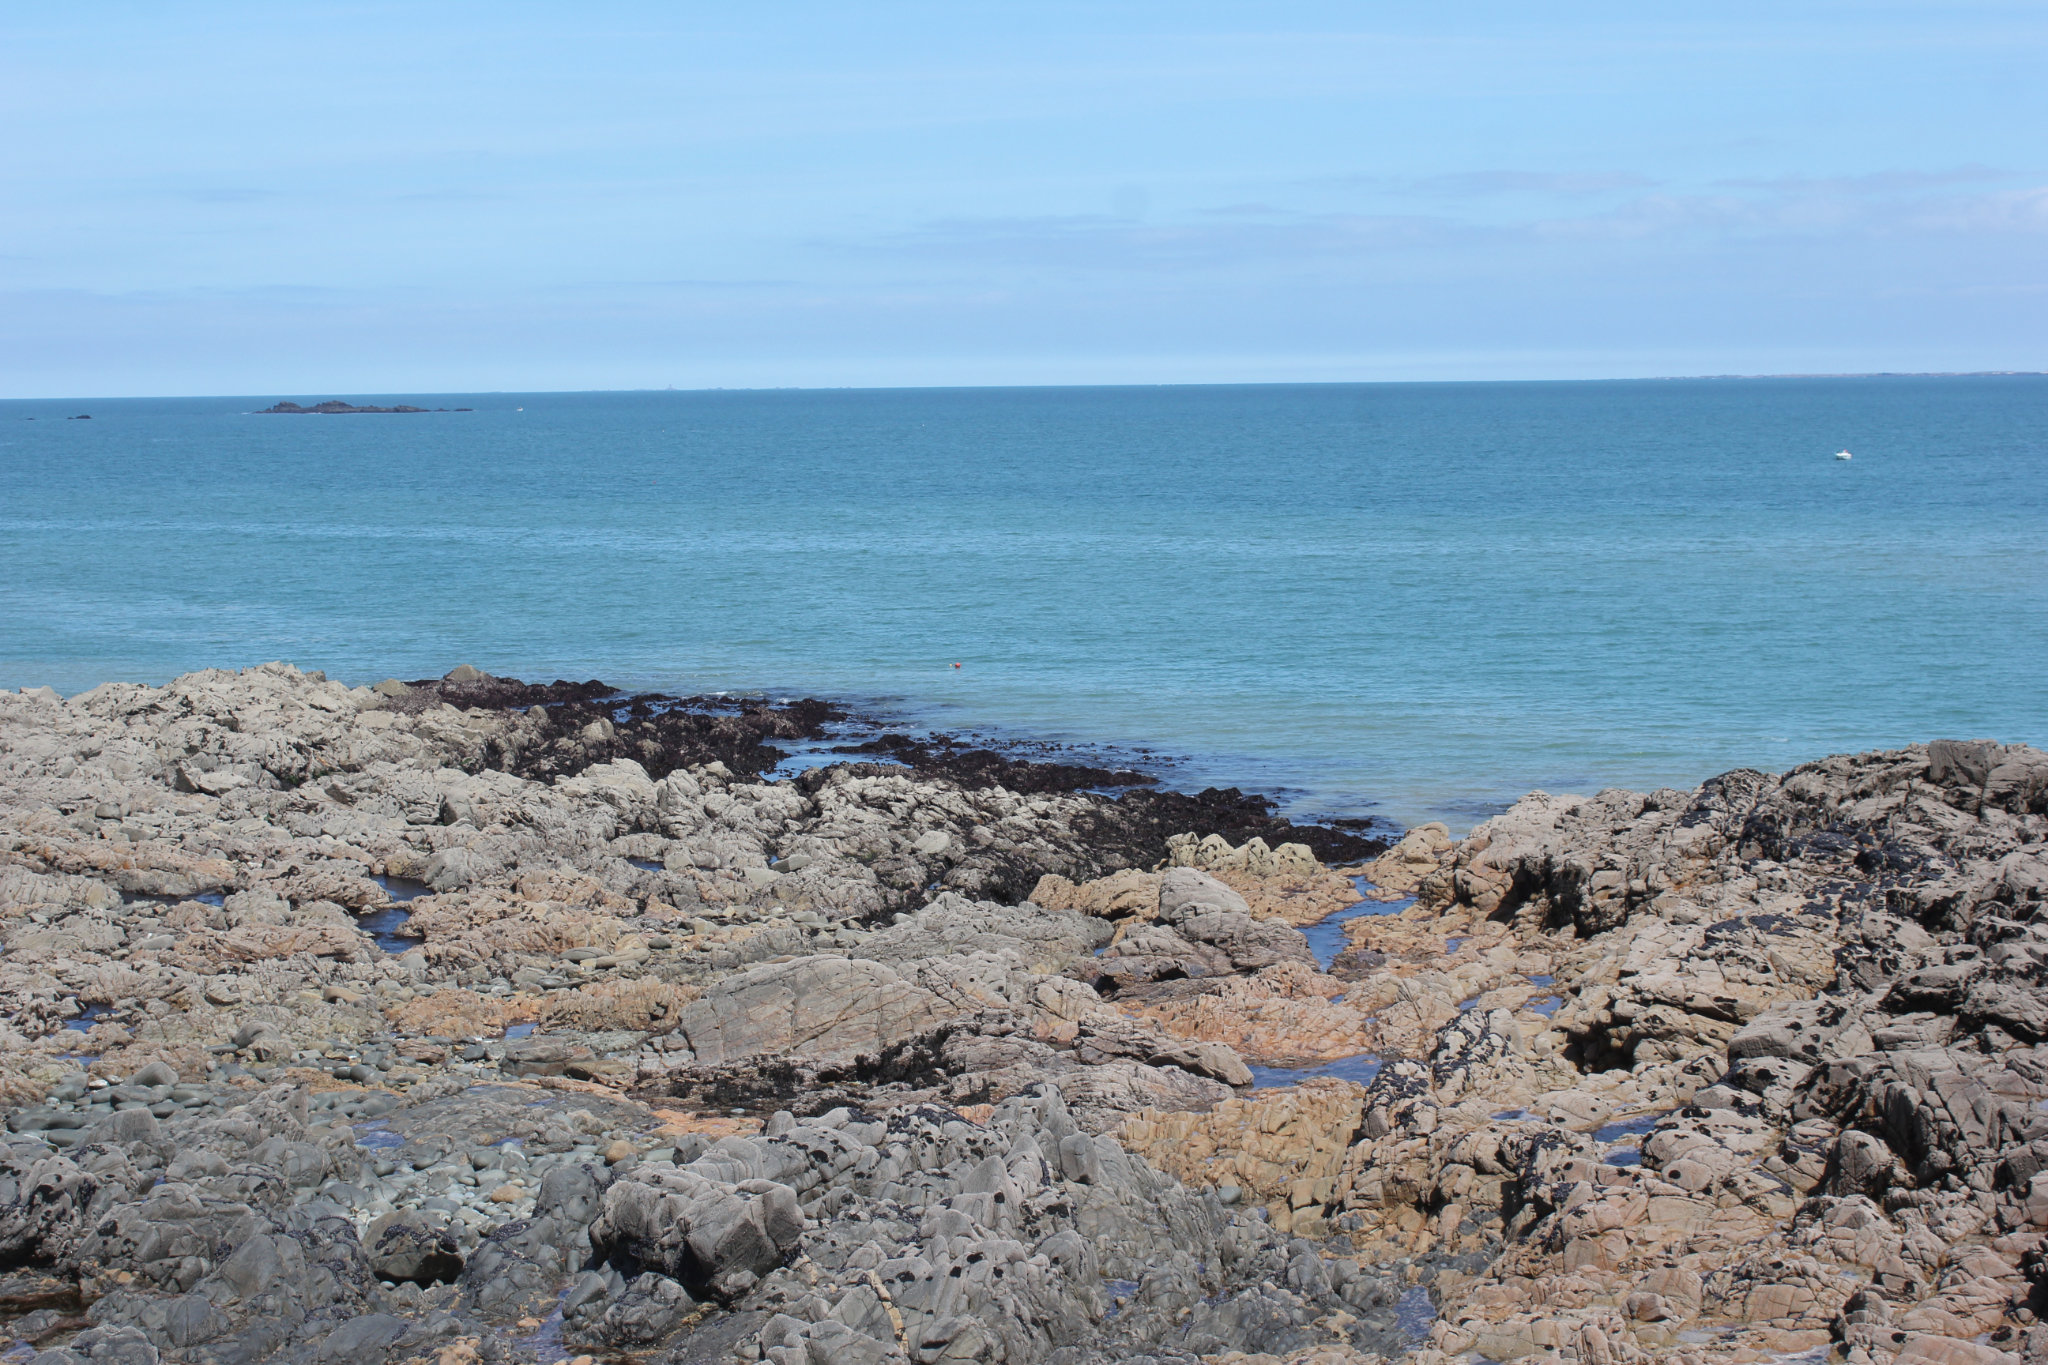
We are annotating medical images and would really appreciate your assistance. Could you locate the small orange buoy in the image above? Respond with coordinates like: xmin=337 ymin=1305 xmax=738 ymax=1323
xmin=952 ymin=662 xmax=962 ymax=669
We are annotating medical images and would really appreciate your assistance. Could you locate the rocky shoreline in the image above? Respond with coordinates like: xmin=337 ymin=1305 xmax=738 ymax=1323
xmin=1 ymin=664 xmax=2044 ymax=1365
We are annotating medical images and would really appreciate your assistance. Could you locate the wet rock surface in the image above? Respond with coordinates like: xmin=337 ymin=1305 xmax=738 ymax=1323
xmin=1 ymin=664 xmax=2042 ymax=1365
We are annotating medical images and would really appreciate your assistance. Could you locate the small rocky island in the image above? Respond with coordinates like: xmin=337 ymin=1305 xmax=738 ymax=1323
xmin=258 ymin=401 xmax=472 ymax=415
xmin=0 ymin=663 xmax=2044 ymax=1365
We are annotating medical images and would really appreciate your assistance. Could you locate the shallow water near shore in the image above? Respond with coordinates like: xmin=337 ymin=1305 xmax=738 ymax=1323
xmin=1300 ymin=877 xmax=1413 ymax=969
xmin=3 ymin=377 xmax=2044 ymax=829
xmin=1248 ymin=1055 xmax=1384 ymax=1090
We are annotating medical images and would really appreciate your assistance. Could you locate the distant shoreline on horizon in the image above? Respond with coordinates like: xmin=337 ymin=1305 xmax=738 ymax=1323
xmin=4 ymin=370 xmax=2047 ymax=405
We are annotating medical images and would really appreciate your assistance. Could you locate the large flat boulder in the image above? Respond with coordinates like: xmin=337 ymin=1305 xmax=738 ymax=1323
xmin=674 ymin=957 xmax=947 ymax=1066
xmin=852 ymin=891 xmax=1111 ymax=973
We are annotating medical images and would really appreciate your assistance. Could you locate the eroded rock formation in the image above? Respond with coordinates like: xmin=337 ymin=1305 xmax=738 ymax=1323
xmin=0 ymin=664 xmax=2041 ymax=1365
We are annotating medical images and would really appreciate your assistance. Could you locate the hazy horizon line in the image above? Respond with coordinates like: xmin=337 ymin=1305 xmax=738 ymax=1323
xmin=5 ymin=369 xmax=2046 ymax=405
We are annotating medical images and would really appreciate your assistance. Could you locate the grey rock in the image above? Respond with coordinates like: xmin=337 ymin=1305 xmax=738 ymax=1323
xmin=1155 ymin=867 xmax=1250 ymax=923
xmin=674 ymin=957 xmax=948 ymax=1066
xmin=1173 ymin=910 xmax=1314 ymax=971
xmin=854 ymin=893 xmax=1111 ymax=973
xmin=126 ymin=1061 xmax=179 ymax=1089
xmin=593 ymin=1271 xmax=696 ymax=1346
xmin=588 ymin=1168 xmax=803 ymax=1301
xmin=365 ymin=1210 xmax=462 ymax=1284
xmin=315 ymin=1313 xmax=409 ymax=1365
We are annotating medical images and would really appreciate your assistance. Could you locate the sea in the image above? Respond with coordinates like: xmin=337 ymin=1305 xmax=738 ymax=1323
xmin=3 ymin=378 xmax=2043 ymax=832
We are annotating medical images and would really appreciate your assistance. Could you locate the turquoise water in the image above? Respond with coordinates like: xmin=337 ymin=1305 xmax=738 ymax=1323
xmin=3 ymin=379 xmax=2044 ymax=829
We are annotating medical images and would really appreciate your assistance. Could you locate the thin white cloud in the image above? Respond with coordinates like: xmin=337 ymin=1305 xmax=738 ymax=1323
xmin=186 ymin=187 xmax=276 ymax=205
xmin=851 ymin=211 xmax=1480 ymax=271
xmin=1537 ymin=179 xmax=2048 ymax=241
xmin=1308 ymin=170 xmax=1659 ymax=197
xmin=1904 ymin=185 xmax=2048 ymax=232
xmin=847 ymin=170 xmax=2048 ymax=274
xmin=1714 ymin=165 xmax=2005 ymax=194
xmin=1409 ymin=170 xmax=1660 ymax=197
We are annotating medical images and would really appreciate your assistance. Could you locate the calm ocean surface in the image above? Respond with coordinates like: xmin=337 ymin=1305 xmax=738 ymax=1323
xmin=3 ymin=379 xmax=2043 ymax=830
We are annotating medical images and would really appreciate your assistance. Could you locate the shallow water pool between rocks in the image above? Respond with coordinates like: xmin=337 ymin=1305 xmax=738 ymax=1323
xmin=1249 ymin=1054 xmax=1382 ymax=1089
xmin=120 ymin=890 xmax=225 ymax=908
xmin=361 ymin=874 xmax=431 ymax=952
xmin=1300 ymin=879 xmax=1415 ymax=971
xmin=1395 ymin=1285 xmax=1438 ymax=1346
xmin=1592 ymin=1113 xmax=1666 ymax=1143
xmin=63 ymin=1003 xmax=109 ymax=1032
xmin=352 ymin=1121 xmax=406 ymax=1151
xmin=1593 ymin=1111 xmax=1669 ymax=1166
xmin=518 ymin=1296 xmax=569 ymax=1360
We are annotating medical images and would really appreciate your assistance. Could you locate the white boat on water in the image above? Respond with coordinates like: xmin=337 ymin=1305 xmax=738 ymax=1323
xmin=1835 ymin=449 xmax=1853 ymax=460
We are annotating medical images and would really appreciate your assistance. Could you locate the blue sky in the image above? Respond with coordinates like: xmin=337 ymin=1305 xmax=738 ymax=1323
xmin=4 ymin=1 xmax=2044 ymax=396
